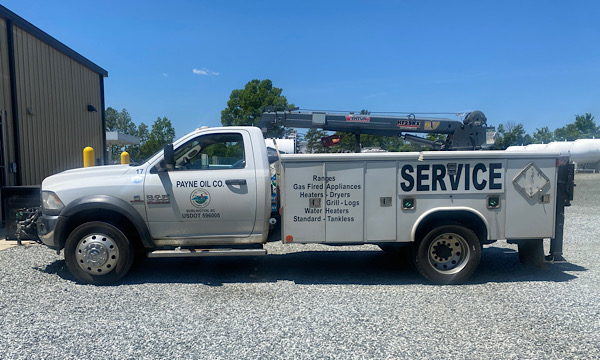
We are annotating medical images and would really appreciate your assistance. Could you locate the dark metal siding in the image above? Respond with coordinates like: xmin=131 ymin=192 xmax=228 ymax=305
xmin=0 ymin=18 xmax=16 ymax=187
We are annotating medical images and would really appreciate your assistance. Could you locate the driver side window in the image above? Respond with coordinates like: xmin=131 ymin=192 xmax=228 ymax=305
xmin=174 ymin=133 xmax=245 ymax=170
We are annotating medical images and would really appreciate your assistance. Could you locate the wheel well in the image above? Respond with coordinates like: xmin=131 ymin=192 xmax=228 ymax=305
xmin=415 ymin=210 xmax=488 ymax=244
xmin=60 ymin=209 xmax=144 ymax=252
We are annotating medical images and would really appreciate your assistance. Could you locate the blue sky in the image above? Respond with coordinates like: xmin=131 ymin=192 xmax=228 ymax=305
xmin=4 ymin=0 xmax=600 ymax=138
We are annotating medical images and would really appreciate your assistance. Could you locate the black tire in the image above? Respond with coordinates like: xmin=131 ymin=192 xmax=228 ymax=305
xmin=64 ymin=221 xmax=134 ymax=285
xmin=413 ymin=225 xmax=481 ymax=284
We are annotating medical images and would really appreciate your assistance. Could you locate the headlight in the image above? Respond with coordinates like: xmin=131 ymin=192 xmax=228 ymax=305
xmin=42 ymin=191 xmax=65 ymax=214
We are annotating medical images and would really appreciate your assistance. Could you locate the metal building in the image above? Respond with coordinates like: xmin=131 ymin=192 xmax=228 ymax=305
xmin=0 ymin=5 xmax=107 ymax=187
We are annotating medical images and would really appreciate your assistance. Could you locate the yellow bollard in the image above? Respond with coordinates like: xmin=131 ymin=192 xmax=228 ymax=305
xmin=83 ymin=147 xmax=94 ymax=167
xmin=121 ymin=151 xmax=130 ymax=165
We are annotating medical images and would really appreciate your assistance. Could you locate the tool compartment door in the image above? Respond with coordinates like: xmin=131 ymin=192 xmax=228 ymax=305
xmin=365 ymin=162 xmax=397 ymax=241
xmin=281 ymin=162 xmax=326 ymax=243
xmin=505 ymin=158 xmax=557 ymax=238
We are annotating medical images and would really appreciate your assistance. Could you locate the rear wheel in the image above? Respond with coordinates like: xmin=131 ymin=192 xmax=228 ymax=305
xmin=413 ymin=225 xmax=481 ymax=284
xmin=64 ymin=221 xmax=134 ymax=285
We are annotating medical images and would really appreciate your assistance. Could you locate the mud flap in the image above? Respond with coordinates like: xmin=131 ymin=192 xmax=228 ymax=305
xmin=547 ymin=159 xmax=574 ymax=263
xmin=517 ymin=239 xmax=548 ymax=269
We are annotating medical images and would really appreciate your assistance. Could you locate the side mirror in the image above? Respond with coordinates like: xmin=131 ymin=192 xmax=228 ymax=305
xmin=164 ymin=143 xmax=175 ymax=171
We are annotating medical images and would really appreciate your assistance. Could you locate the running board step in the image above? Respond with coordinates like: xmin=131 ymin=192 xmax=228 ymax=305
xmin=148 ymin=248 xmax=267 ymax=258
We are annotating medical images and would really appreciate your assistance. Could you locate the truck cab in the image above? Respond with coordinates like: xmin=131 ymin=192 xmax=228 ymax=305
xmin=37 ymin=127 xmax=271 ymax=284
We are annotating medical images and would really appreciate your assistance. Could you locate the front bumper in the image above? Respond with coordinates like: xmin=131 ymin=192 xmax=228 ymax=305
xmin=37 ymin=214 xmax=61 ymax=249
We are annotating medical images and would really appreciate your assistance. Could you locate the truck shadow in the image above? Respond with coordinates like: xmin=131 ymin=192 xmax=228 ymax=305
xmin=113 ymin=246 xmax=585 ymax=286
xmin=38 ymin=246 xmax=585 ymax=285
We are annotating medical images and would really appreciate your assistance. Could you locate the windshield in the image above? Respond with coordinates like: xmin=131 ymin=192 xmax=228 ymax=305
xmin=129 ymin=147 xmax=163 ymax=166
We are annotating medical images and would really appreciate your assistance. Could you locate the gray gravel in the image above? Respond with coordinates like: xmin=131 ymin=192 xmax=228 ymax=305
xmin=1 ymin=174 xmax=599 ymax=359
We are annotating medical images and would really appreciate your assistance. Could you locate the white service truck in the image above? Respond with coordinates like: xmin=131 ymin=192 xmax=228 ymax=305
xmin=36 ymin=125 xmax=574 ymax=285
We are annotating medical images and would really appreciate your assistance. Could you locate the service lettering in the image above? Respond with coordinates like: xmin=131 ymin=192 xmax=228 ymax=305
xmin=400 ymin=162 xmax=503 ymax=193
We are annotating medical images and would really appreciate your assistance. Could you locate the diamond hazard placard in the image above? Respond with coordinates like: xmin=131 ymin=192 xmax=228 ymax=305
xmin=513 ymin=163 xmax=550 ymax=199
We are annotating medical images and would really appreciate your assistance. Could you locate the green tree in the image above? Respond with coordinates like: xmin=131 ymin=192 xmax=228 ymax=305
xmin=425 ymin=133 xmax=447 ymax=144
xmin=221 ymin=79 xmax=294 ymax=138
xmin=105 ymin=107 xmax=142 ymax=163
xmin=328 ymin=132 xmax=356 ymax=153
xmin=554 ymin=123 xmax=580 ymax=141
xmin=105 ymin=108 xmax=175 ymax=163
xmin=555 ymin=113 xmax=598 ymax=141
xmin=364 ymin=134 xmax=414 ymax=152
xmin=574 ymin=113 xmax=598 ymax=137
xmin=106 ymin=107 xmax=136 ymax=135
xmin=531 ymin=126 xmax=554 ymax=144
xmin=125 ymin=122 xmax=150 ymax=162
xmin=494 ymin=122 xmax=532 ymax=150
xmin=139 ymin=117 xmax=176 ymax=159
xmin=304 ymin=131 xmax=413 ymax=153
xmin=304 ymin=128 xmax=331 ymax=153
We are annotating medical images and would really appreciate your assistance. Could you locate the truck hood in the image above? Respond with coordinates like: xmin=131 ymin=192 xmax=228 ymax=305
xmin=42 ymin=165 xmax=134 ymax=192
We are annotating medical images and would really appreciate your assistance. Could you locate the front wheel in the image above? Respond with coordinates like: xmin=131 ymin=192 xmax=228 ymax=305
xmin=413 ymin=225 xmax=481 ymax=284
xmin=64 ymin=222 xmax=134 ymax=285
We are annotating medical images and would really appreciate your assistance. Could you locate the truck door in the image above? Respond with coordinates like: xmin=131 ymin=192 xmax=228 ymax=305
xmin=143 ymin=130 xmax=257 ymax=240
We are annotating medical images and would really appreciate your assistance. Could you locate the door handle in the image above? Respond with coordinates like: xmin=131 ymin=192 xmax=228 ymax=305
xmin=225 ymin=179 xmax=247 ymax=186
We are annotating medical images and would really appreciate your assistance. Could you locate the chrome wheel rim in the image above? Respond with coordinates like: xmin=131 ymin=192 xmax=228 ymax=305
xmin=428 ymin=233 xmax=470 ymax=275
xmin=75 ymin=233 xmax=119 ymax=275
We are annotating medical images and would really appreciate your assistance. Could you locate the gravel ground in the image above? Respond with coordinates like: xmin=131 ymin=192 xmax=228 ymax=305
xmin=1 ymin=174 xmax=599 ymax=359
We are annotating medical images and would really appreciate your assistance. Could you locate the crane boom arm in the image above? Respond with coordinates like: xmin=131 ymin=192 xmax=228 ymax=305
xmin=260 ymin=109 xmax=494 ymax=150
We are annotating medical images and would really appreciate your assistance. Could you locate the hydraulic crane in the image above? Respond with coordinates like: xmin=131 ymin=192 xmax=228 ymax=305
xmin=259 ymin=108 xmax=495 ymax=152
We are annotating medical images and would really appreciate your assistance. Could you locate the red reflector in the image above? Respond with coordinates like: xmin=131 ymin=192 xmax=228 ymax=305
xmin=321 ymin=135 xmax=341 ymax=147
xmin=285 ymin=235 xmax=293 ymax=243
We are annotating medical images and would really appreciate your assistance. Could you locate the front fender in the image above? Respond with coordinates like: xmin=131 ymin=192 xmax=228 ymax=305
xmin=55 ymin=195 xmax=153 ymax=249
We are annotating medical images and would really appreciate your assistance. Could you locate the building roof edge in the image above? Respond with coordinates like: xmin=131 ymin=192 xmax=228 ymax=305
xmin=0 ymin=5 xmax=108 ymax=77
